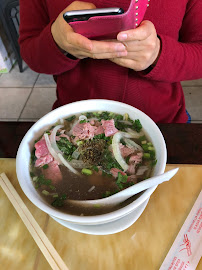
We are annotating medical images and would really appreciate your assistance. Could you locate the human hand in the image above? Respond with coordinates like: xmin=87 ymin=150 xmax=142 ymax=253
xmin=110 ymin=20 xmax=161 ymax=71
xmin=51 ymin=1 xmax=127 ymax=59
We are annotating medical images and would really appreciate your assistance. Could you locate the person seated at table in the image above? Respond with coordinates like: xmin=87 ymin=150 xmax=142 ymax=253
xmin=18 ymin=0 xmax=202 ymax=123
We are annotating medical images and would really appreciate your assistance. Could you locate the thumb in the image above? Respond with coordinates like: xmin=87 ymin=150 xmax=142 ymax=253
xmin=63 ymin=1 xmax=96 ymax=12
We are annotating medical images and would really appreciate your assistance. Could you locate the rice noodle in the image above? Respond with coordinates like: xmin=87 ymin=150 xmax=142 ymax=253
xmin=50 ymin=125 xmax=64 ymax=154
xmin=124 ymin=138 xmax=143 ymax=152
xmin=58 ymin=153 xmax=80 ymax=175
xmin=88 ymin=186 xmax=95 ymax=192
xmin=136 ymin=166 xmax=148 ymax=176
xmin=118 ymin=120 xmax=133 ymax=125
xmin=44 ymin=133 xmax=61 ymax=164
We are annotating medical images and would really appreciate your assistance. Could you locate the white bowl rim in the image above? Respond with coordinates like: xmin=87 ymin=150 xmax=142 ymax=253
xmin=16 ymin=99 xmax=167 ymax=225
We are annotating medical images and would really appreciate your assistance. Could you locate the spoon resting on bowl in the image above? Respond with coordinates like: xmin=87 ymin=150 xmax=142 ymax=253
xmin=68 ymin=168 xmax=179 ymax=208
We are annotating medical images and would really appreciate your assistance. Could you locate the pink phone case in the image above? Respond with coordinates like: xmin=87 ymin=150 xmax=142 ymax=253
xmin=69 ymin=0 xmax=150 ymax=40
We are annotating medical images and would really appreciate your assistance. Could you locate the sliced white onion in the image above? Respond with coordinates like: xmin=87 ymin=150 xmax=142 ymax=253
xmin=60 ymin=118 xmax=64 ymax=124
xmin=58 ymin=153 xmax=80 ymax=176
xmin=69 ymin=160 xmax=87 ymax=168
xmin=124 ymin=138 xmax=143 ymax=152
xmin=88 ymin=186 xmax=95 ymax=192
xmin=125 ymin=128 xmax=144 ymax=138
xmin=72 ymin=148 xmax=80 ymax=160
xmin=79 ymin=115 xmax=87 ymax=122
xmin=44 ymin=133 xmax=61 ymax=164
xmin=112 ymin=132 xmax=129 ymax=172
xmin=50 ymin=125 xmax=64 ymax=154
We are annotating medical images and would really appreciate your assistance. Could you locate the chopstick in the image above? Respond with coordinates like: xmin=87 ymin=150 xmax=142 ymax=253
xmin=0 ymin=173 xmax=69 ymax=270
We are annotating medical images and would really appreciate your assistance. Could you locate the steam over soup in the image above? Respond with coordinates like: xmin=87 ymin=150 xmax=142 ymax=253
xmin=30 ymin=111 xmax=157 ymax=215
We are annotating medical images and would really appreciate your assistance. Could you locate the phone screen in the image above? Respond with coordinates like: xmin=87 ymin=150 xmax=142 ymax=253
xmin=63 ymin=7 xmax=124 ymax=23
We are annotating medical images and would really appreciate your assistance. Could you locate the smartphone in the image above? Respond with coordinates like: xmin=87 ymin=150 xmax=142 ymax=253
xmin=63 ymin=7 xmax=124 ymax=23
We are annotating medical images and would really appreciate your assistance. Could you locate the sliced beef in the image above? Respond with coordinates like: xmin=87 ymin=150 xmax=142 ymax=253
xmin=42 ymin=161 xmax=62 ymax=184
xmin=35 ymin=154 xmax=53 ymax=167
xmin=72 ymin=122 xmax=95 ymax=140
xmin=35 ymin=138 xmax=49 ymax=158
xmin=119 ymin=144 xmax=135 ymax=157
xmin=101 ymin=119 xmax=118 ymax=137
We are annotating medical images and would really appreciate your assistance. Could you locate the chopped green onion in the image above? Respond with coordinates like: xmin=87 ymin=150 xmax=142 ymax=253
xmin=141 ymin=140 xmax=147 ymax=144
xmin=81 ymin=168 xmax=93 ymax=175
xmin=148 ymin=146 xmax=155 ymax=151
xmin=143 ymin=153 xmax=151 ymax=159
xmin=42 ymin=190 xmax=49 ymax=196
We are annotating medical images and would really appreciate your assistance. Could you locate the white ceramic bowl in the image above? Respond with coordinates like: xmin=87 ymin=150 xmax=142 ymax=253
xmin=16 ymin=99 xmax=167 ymax=226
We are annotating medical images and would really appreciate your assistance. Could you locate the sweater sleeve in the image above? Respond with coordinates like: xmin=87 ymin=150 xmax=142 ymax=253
xmin=140 ymin=0 xmax=202 ymax=83
xmin=19 ymin=0 xmax=79 ymax=75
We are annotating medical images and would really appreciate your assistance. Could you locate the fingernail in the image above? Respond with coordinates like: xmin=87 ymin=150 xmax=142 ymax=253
xmin=118 ymin=33 xmax=128 ymax=41
xmin=116 ymin=44 xmax=126 ymax=51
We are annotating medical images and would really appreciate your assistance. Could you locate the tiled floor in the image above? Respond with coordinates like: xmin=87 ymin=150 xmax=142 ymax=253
xmin=0 ymin=62 xmax=202 ymax=122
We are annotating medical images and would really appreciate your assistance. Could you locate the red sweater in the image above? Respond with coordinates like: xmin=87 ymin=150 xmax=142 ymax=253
xmin=19 ymin=0 xmax=202 ymax=123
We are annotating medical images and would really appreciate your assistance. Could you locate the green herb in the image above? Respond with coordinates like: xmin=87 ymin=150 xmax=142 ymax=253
xmin=125 ymin=156 xmax=130 ymax=164
xmin=114 ymin=121 xmax=127 ymax=131
xmin=132 ymin=119 xmax=142 ymax=132
xmin=42 ymin=190 xmax=49 ymax=196
xmin=49 ymin=185 xmax=56 ymax=191
xmin=42 ymin=164 xmax=49 ymax=169
xmin=92 ymin=165 xmax=99 ymax=172
xmin=113 ymin=114 xmax=124 ymax=121
xmin=31 ymin=148 xmax=37 ymax=164
xmin=139 ymin=135 xmax=147 ymax=142
xmin=94 ymin=133 xmax=105 ymax=140
xmin=80 ymin=119 xmax=87 ymax=124
xmin=56 ymin=137 xmax=76 ymax=161
xmin=32 ymin=175 xmax=53 ymax=189
xmin=30 ymin=171 xmax=35 ymax=177
xmin=65 ymin=115 xmax=76 ymax=122
xmin=120 ymin=138 xmax=126 ymax=145
xmin=51 ymin=194 xmax=67 ymax=207
xmin=151 ymin=159 xmax=157 ymax=167
xmin=93 ymin=133 xmax=111 ymax=143
xmin=102 ymin=149 xmax=123 ymax=171
xmin=85 ymin=112 xmax=94 ymax=118
xmin=116 ymin=172 xmax=128 ymax=189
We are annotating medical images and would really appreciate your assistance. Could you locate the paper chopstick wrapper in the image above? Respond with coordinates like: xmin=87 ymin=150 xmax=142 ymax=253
xmin=160 ymin=190 xmax=202 ymax=270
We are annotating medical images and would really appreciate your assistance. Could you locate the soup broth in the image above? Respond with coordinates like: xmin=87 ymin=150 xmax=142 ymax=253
xmin=30 ymin=111 xmax=157 ymax=216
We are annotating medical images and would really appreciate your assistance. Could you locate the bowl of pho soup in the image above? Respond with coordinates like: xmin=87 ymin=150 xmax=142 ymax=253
xmin=16 ymin=100 xmax=167 ymax=226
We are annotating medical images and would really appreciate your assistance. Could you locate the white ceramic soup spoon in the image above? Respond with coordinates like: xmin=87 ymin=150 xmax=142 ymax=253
xmin=67 ymin=168 xmax=179 ymax=208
